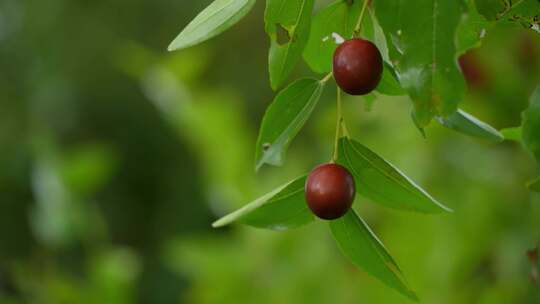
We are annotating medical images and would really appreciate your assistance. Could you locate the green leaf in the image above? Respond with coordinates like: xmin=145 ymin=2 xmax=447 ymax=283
xmin=475 ymin=0 xmax=501 ymax=21
xmin=477 ymin=0 xmax=540 ymax=26
xmin=337 ymin=137 xmax=451 ymax=213
xmin=255 ymin=78 xmax=324 ymax=170
xmin=523 ymin=86 xmax=540 ymax=162
xmin=437 ymin=109 xmax=503 ymax=142
xmin=528 ymin=177 xmax=540 ymax=193
xmin=168 ymin=0 xmax=256 ymax=51
xmin=455 ymin=0 xmax=491 ymax=55
xmin=303 ymin=0 xmax=362 ymax=74
xmin=369 ymin=9 xmax=391 ymax=63
xmin=212 ymin=175 xmax=314 ymax=230
xmin=500 ymin=126 xmax=523 ymax=142
xmin=376 ymin=63 xmax=405 ymax=96
xmin=329 ymin=210 xmax=418 ymax=301
xmin=265 ymin=0 xmax=315 ymax=89
xmin=374 ymin=0 xmax=465 ymax=127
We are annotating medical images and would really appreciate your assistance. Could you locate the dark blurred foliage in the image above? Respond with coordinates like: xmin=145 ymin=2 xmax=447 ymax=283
xmin=0 ymin=0 xmax=540 ymax=303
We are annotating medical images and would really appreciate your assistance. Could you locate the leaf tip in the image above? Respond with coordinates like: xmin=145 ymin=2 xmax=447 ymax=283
xmin=167 ymin=37 xmax=183 ymax=52
xmin=211 ymin=219 xmax=225 ymax=228
xmin=426 ymin=201 xmax=453 ymax=214
xmin=440 ymin=203 xmax=454 ymax=213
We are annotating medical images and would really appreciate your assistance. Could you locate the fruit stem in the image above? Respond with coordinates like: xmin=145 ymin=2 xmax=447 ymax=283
xmin=332 ymin=88 xmax=345 ymax=162
xmin=353 ymin=0 xmax=370 ymax=37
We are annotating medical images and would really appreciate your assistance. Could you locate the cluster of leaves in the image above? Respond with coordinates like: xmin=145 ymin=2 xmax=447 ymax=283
xmin=476 ymin=0 xmax=540 ymax=33
xmin=168 ymin=0 xmax=540 ymax=299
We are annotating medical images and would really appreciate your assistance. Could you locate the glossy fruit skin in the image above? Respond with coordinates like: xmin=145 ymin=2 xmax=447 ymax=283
xmin=305 ymin=163 xmax=356 ymax=220
xmin=333 ymin=38 xmax=383 ymax=95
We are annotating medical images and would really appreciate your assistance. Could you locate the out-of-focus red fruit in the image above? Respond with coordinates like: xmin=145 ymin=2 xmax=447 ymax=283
xmin=459 ymin=51 xmax=488 ymax=90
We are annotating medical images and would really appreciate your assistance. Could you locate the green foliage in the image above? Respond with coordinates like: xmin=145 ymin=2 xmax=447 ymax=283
xmin=476 ymin=0 xmax=540 ymax=28
xmin=523 ymin=86 xmax=540 ymax=193
xmin=329 ymin=210 xmax=418 ymax=301
xmin=337 ymin=137 xmax=450 ymax=213
xmin=5 ymin=0 xmax=540 ymax=303
xmin=455 ymin=0 xmax=490 ymax=54
xmin=523 ymin=86 xmax=540 ymax=161
xmin=529 ymin=177 xmax=540 ymax=192
xmin=437 ymin=109 xmax=504 ymax=142
xmin=374 ymin=0 xmax=465 ymax=127
xmin=500 ymin=126 xmax=523 ymax=142
xmin=377 ymin=63 xmax=405 ymax=96
xmin=265 ymin=0 xmax=315 ymax=89
xmin=212 ymin=176 xmax=314 ymax=230
xmin=168 ymin=0 xmax=256 ymax=51
xmin=303 ymin=0 xmax=362 ymax=74
xmin=255 ymin=78 xmax=324 ymax=170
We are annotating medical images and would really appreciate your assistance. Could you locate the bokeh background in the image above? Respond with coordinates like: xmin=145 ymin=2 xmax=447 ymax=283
xmin=1 ymin=0 xmax=540 ymax=303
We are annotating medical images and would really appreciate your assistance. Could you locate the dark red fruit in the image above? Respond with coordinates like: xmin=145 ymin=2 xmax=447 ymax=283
xmin=333 ymin=38 xmax=383 ymax=95
xmin=458 ymin=51 xmax=487 ymax=90
xmin=305 ymin=163 xmax=356 ymax=220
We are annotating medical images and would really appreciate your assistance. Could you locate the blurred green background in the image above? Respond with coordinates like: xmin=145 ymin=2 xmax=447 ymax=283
xmin=1 ymin=0 xmax=540 ymax=303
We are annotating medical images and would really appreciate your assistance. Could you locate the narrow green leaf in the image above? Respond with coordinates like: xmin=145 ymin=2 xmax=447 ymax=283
xmin=168 ymin=0 xmax=256 ymax=51
xmin=374 ymin=0 xmax=465 ymax=127
xmin=523 ymin=86 xmax=540 ymax=162
xmin=528 ymin=177 xmax=540 ymax=193
xmin=337 ymin=137 xmax=451 ymax=213
xmin=303 ymin=0 xmax=362 ymax=74
xmin=265 ymin=0 xmax=315 ymax=89
xmin=212 ymin=175 xmax=314 ymax=230
xmin=437 ymin=109 xmax=503 ymax=142
xmin=369 ymin=9 xmax=390 ymax=63
xmin=500 ymin=127 xmax=523 ymax=142
xmin=330 ymin=210 xmax=418 ymax=301
xmin=255 ymin=78 xmax=324 ymax=170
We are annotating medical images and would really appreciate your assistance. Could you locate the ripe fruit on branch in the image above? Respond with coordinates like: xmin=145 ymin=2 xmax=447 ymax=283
xmin=305 ymin=163 xmax=356 ymax=220
xmin=333 ymin=38 xmax=383 ymax=95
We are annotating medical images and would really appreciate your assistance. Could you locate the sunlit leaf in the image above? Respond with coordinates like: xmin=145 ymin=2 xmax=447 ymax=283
xmin=255 ymin=78 xmax=324 ymax=170
xmin=329 ymin=210 xmax=418 ymax=301
xmin=374 ymin=0 xmax=465 ymax=126
xmin=337 ymin=137 xmax=451 ymax=213
xmin=303 ymin=0 xmax=362 ymax=74
xmin=61 ymin=144 xmax=117 ymax=196
xmin=212 ymin=175 xmax=314 ymax=230
xmin=437 ymin=109 xmax=503 ymax=142
xmin=265 ymin=0 xmax=315 ymax=89
xmin=168 ymin=0 xmax=256 ymax=51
